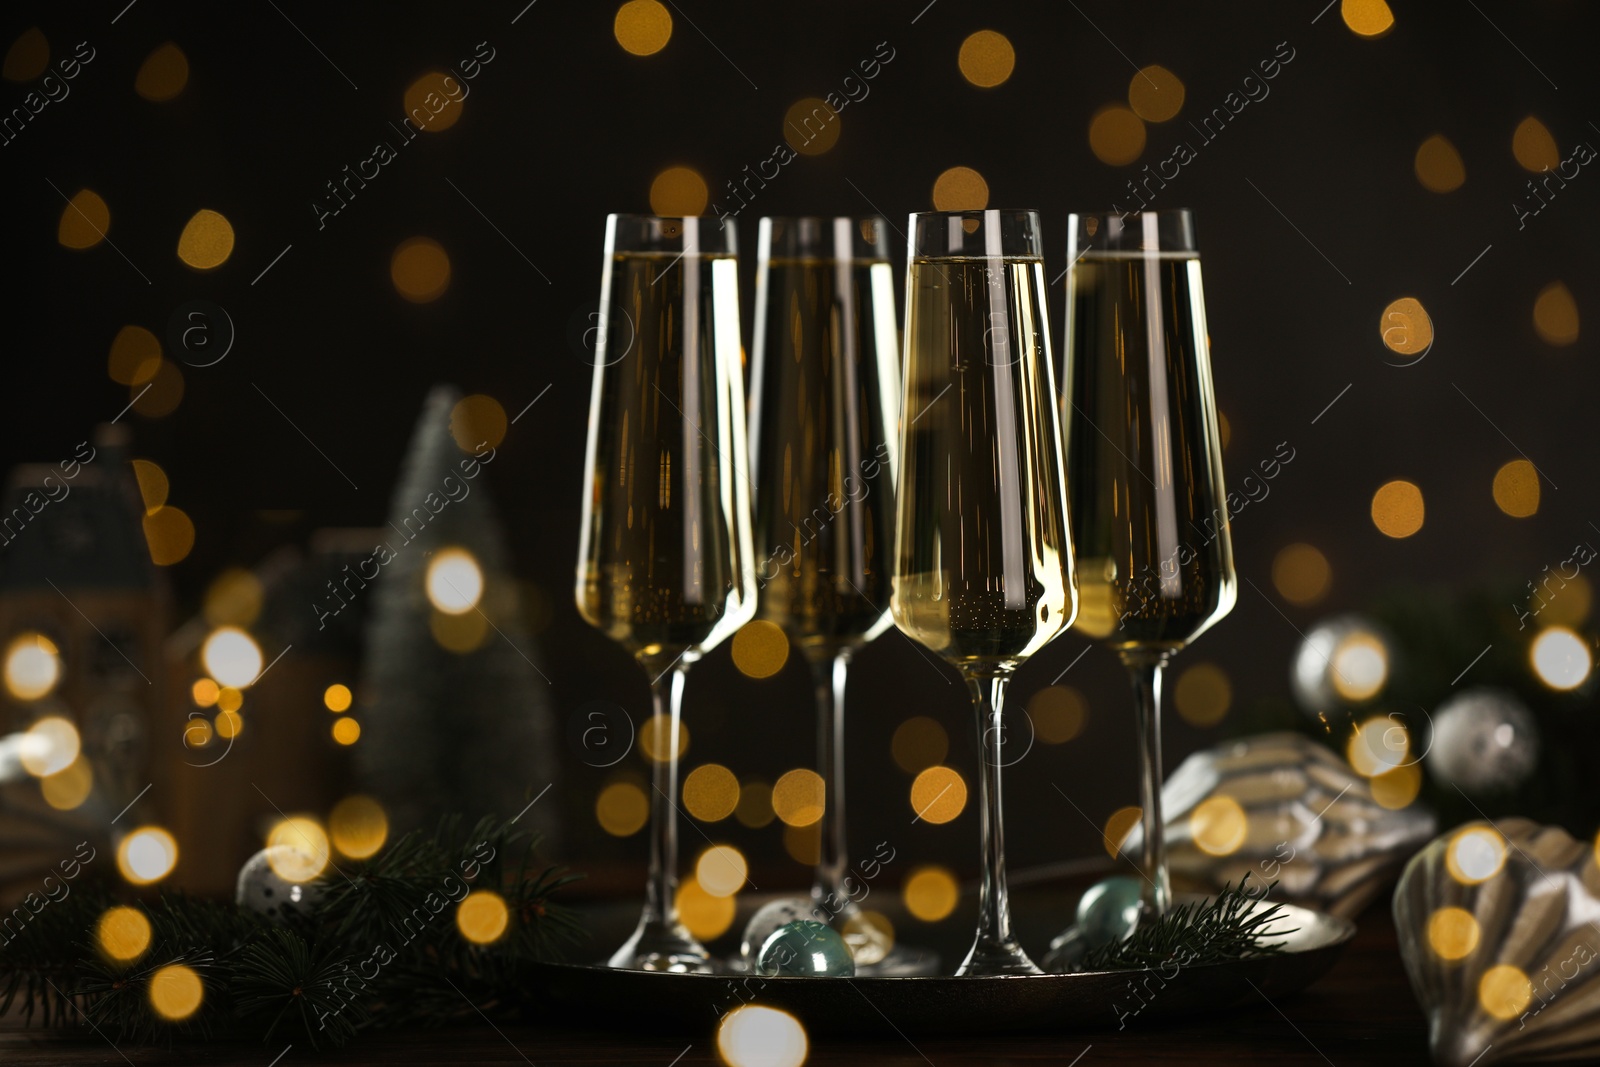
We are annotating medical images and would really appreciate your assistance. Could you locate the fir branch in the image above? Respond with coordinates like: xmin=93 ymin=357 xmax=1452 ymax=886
xmin=1082 ymin=874 xmax=1295 ymax=971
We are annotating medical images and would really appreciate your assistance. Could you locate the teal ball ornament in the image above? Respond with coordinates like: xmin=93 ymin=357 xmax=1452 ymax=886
xmin=756 ymin=920 xmax=855 ymax=977
xmin=1076 ymin=875 xmax=1143 ymax=949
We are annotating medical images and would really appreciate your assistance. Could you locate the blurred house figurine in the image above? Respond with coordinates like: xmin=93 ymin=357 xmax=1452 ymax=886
xmin=0 ymin=424 xmax=163 ymax=901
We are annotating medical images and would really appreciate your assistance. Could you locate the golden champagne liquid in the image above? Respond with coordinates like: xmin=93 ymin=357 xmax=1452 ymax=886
xmin=1064 ymin=253 xmax=1236 ymax=654
xmin=750 ymin=258 xmax=899 ymax=656
xmin=893 ymin=257 xmax=1075 ymax=671
xmin=576 ymin=251 xmax=753 ymax=660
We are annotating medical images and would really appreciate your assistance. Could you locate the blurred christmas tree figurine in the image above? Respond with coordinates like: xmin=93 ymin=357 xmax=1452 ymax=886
xmin=356 ymin=385 xmax=560 ymax=850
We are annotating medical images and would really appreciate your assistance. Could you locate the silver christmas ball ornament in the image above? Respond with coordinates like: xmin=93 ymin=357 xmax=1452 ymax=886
xmin=1425 ymin=688 xmax=1539 ymax=794
xmin=236 ymin=846 xmax=326 ymax=920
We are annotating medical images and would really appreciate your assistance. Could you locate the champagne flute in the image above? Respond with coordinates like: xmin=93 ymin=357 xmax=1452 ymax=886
xmin=892 ymin=209 xmax=1076 ymax=976
xmin=747 ymin=216 xmax=900 ymax=962
xmin=576 ymin=214 xmax=757 ymax=971
xmin=1061 ymin=209 xmax=1237 ymax=918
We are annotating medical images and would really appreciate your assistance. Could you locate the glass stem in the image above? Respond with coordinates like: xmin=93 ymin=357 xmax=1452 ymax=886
xmin=1125 ymin=653 xmax=1172 ymax=916
xmin=810 ymin=649 xmax=854 ymax=922
xmin=643 ymin=663 xmax=689 ymax=931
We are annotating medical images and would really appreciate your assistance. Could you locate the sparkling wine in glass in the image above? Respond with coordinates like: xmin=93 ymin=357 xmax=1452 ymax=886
xmin=576 ymin=214 xmax=757 ymax=971
xmin=747 ymin=216 xmax=901 ymax=963
xmin=892 ymin=209 xmax=1077 ymax=976
xmin=1061 ymin=209 xmax=1237 ymax=917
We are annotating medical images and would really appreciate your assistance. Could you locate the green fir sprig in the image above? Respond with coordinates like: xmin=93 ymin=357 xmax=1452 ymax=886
xmin=1082 ymin=874 xmax=1294 ymax=971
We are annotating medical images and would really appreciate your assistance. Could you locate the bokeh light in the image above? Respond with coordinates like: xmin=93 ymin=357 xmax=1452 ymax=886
xmin=332 ymin=717 xmax=361 ymax=745
xmin=903 ymin=865 xmax=959 ymax=922
xmin=149 ymin=964 xmax=204 ymax=1021
xmin=216 ymin=707 xmax=244 ymax=739
xmin=216 ymin=686 xmax=243 ymax=714
xmin=19 ymin=716 xmax=79 ymax=777
xmin=108 ymin=325 xmax=162 ymax=386
xmin=891 ymin=715 xmax=949 ymax=771
xmin=683 ymin=763 xmax=740 ymax=822
xmin=131 ymin=359 xmax=185 ymax=417
xmin=1379 ymin=297 xmax=1432 ymax=361
xmin=1531 ymin=626 xmax=1591 ymax=691
xmin=639 ymin=713 xmax=689 ymax=763
xmin=1028 ymin=685 xmax=1087 ymax=743
xmin=266 ymin=817 xmax=331 ymax=882
xmin=614 ymin=0 xmax=673 ymax=56
xmin=1533 ymin=281 xmax=1579 ymax=346
xmin=1272 ymin=543 xmax=1332 ymax=605
xmin=4 ymin=632 xmax=61 ymax=701
xmin=696 ymin=844 xmax=748 ymax=898
xmin=731 ymin=620 xmax=789 ymax=679
xmin=772 ymin=768 xmax=825 ymax=827
xmin=1128 ymin=64 xmax=1185 ymax=122
xmin=204 ymin=567 xmax=263 ymax=627
xmin=457 ymin=890 xmax=510 ymax=944
xmin=783 ymin=820 xmax=820 ymax=866
xmin=431 ymin=608 xmax=489 ymax=653
xmin=1370 ymin=761 xmax=1423 ymax=810
xmin=192 ymin=678 xmax=219 ymax=707
xmin=679 ymin=874 xmax=736 ymax=939
xmin=596 ymin=780 xmax=649 ymax=836
xmin=450 ymin=394 xmax=507 ymax=452
xmin=143 ymin=506 xmax=195 ymax=565
xmin=1330 ymin=631 xmax=1389 ymax=701
xmin=648 ymin=166 xmax=709 ymax=216
xmin=403 ymin=72 xmax=464 ymax=133
xmin=1088 ymin=105 xmax=1145 ymax=166
xmin=3 ymin=27 xmax=48 ymax=82
xmin=324 ymin=683 xmax=353 ymax=713
xmin=202 ymin=626 xmax=262 ymax=688
xmin=717 ymin=1005 xmax=808 ymax=1067
xmin=1543 ymin=575 xmax=1593 ymax=628
xmin=735 ymin=780 xmax=775 ymax=829
xmin=391 ymin=237 xmax=452 ymax=302
xmin=1414 ymin=135 xmax=1465 ymax=193
xmin=426 ymin=547 xmax=483 ymax=614
xmin=1103 ymin=805 xmax=1142 ymax=858
xmin=931 ymin=166 xmax=989 ymax=211
xmin=135 ymin=42 xmax=188 ymax=101
xmin=1427 ymin=906 xmax=1479 ymax=960
xmin=1370 ymin=480 xmax=1424 ymax=539
xmin=1341 ymin=0 xmax=1395 ymax=37
xmin=1446 ymin=827 xmax=1506 ymax=885
xmin=1346 ymin=715 xmax=1409 ymax=777
xmin=131 ymin=459 xmax=169 ymax=514
xmin=97 ymin=906 xmax=152 ymax=963
xmin=176 ymin=209 xmax=234 ymax=270
xmin=329 ymin=795 xmax=388 ymax=858
xmin=958 ymin=30 xmax=1015 ymax=88
xmin=41 ymin=755 xmax=93 ymax=810
xmin=1190 ymin=795 xmax=1247 ymax=857
xmin=1492 ymin=460 xmax=1540 ymax=518
xmin=784 ymin=97 xmax=841 ymax=156
xmin=1173 ymin=662 xmax=1232 ymax=727
xmin=1512 ymin=116 xmax=1559 ymax=173
xmin=910 ymin=765 xmax=967 ymax=824
xmin=1479 ymin=964 xmax=1533 ymax=1020
xmin=117 ymin=827 xmax=178 ymax=885
xmin=58 ymin=189 xmax=110 ymax=250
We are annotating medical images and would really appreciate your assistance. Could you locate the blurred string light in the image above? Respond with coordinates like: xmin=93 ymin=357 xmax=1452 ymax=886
xmin=2 ymin=27 xmax=49 ymax=81
xmin=1543 ymin=575 xmax=1593 ymax=628
xmin=1530 ymin=626 xmax=1591 ymax=691
xmin=1492 ymin=460 xmax=1540 ymax=518
xmin=1378 ymin=297 xmax=1432 ymax=362
xmin=20 ymin=716 xmax=80 ymax=777
xmin=957 ymin=30 xmax=1015 ymax=88
xmin=329 ymin=795 xmax=388 ymax=858
xmin=1102 ymin=805 xmax=1141 ymax=858
xmin=614 ymin=0 xmax=673 ymax=56
xmin=783 ymin=97 xmax=840 ymax=155
xmin=696 ymin=845 xmax=748 ymax=898
xmin=391 ymin=237 xmax=451 ymax=303
xmin=1370 ymin=480 xmax=1425 ymax=539
xmin=1370 ymin=761 xmax=1423 ymax=809
xmin=1088 ymin=105 xmax=1145 ymax=166
xmin=134 ymin=42 xmax=187 ymax=101
xmin=1330 ymin=631 xmax=1388 ymax=701
xmin=902 ymin=865 xmax=959 ymax=922
xmin=117 ymin=827 xmax=178 ymax=885
xmin=1189 ymin=795 xmax=1247 ymax=856
xmin=731 ymin=620 xmax=788 ymax=679
xmin=131 ymin=459 xmax=169 ymax=513
xmin=324 ymin=683 xmax=353 ymax=712
xmin=332 ymin=717 xmax=361 ymax=745
xmin=266 ymin=817 xmax=330 ymax=882
xmin=909 ymin=765 xmax=966 ymax=824
xmin=216 ymin=686 xmax=243 ymax=713
xmin=682 ymin=763 xmax=739 ymax=821
xmin=42 ymin=755 xmax=93 ymax=810
xmin=1173 ymin=662 xmax=1231 ymax=727
xmin=204 ymin=568 xmax=263 ymax=627
xmin=1272 ymin=542 xmax=1332 ymax=606
xmin=108 ymin=325 xmax=162 ymax=386
xmin=892 ymin=716 xmax=949 ymax=771
xmin=403 ymin=72 xmax=464 ymax=133
xmin=1533 ymin=281 xmax=1579 ymax=346
xmin=1479 ymin=965 xmax=1533 ymax=1021
xmin=596 ymin=779 xmax=649 ymax=836
xmin=202 ymin=626 xmax=262 ymax=688
xmin=143 ymin=505 xmax=195 ymax=565
xmin=131 ymin=359 xmax=184 ymax=418
xmin=678 ymin=874 xmax=736 ymax=939
xmin=648 ymin=166 xmax=708 ymax=216
xmin=783 ymin=821 xmax=820 ymax=865
xmin=1427 ymin=906 xmax=1479 ymax=960
xmin=1512 ymin=116 xmax=1559 ymax=173
xmin=735 ymin=780 xmax=774 ymax=829
xmin=1346 ymin=715 xmax=1409 ymax=777
xmin=639 ymin=713 xmax=688 ymax=763
xmin=771 ymin=768 xmax=824 ymax=827
xmin=216 ymin=708 xmax=244 ymax=739
xmin=1128 ymin=64 xmax=1184 ymax=122
xmin=931 ymin=166 xmax=988 ymax=211
xmin=97 ymin=906 xmax=152 ymax=963
xmin=449 ymin=394 xmax=507 ymax=451
xmin=1414 ymin=135 xmax=1465 ymax=193
xmin=716 ymin=1005 xmax=808 ymax=1067
xmin=431 ymin=608 xmax=489 ymax=653
xmin=1447 ymin=826 xmax=1506 ymax=885
xmin=58 ymin=189 xmax=110 ymax=250
xmin=176 ymin=209 xmax=234 ymax=270
xmin=149 ymin=964 xmax=204 ymax=1021
xmin=425 ymin=547 xmax=483 ymax=614
xmin=1027 ymin=685 xmax=1087 ymax=743
xmin=457 ymin=890 xmax=510 ymax=944
xmin=182 ymin=717 xmax=213 ymax=749
xmin=5 ymin=632 xmax=61 ymax=700
xmin=1341 ymin=0 xmax=1395 ymax=37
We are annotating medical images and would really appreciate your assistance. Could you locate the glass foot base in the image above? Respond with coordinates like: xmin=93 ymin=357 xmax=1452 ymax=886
xmin=608 ymin=918 xmax=712 ymax=973
xmin=956 ymin=936 xmax=1044 ymax=976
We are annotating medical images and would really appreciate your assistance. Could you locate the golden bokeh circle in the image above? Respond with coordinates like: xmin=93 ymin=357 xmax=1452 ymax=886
xmin=1088 ymin=106 xmax=1146 ymax=166
xmin=931 ymin=166 xmax=989 ymax=211
xmin=4 ymin=632 xmax=61 ymax=701
xmin=731 ymin=620 xmax=789 ymax=679
xmin=42 ymin=755 xmax=94 ymax=810
xmin=1426 ymin=906 xmax=1480 ymax=960
xmin=457 ymin=890 xmax=510 ymax=944
xmin=143 ymin=506 xmax=195 ymax=566
xmin=1189 ymin=795 xmax=1247 ymax=857
xmin=330 ymin=795 xmax=388 ymax=859
xmin=391 ymin=237 xmax=452 ymax=303
xmin=678 ymin=875 xmax=736 ymax=939
xmin=1128 ymin=65 xmax=1185 ymax=123
xmin=891 ymin=716 xmax=949 ymax=771
xmin=614 ymin=0 xmax=673 ymax=56
xmin=1479 ymin=964 xmax=1533 ymax=1020
xmin=596 ymin=780 xmax=649 ymax=836
xmin=1103 ymin=805 xmax=1143 ymax=858
xmin=772 ymin=768 xmax=825 ymax=827
xmin=783 ymin=97 xmax=841 ymax=156
xmin=108 ymin=325 xmax=162 ymax=386
xmin=1379 ymin=297 xmax=1432 ymax=359
xmin=957 ymin=30 xmax=1015 ymax=88
xmin=683 ymin=763 xmax=740 ymax=822
xmin=1533 ymin=281 xmax=1579 ymax=346
xmin=149 ymin=964 xmax=204 ymax=1021
xmin=1272 ymin=542 xmax=1332 ymax=606
xmin=203 ymin=567 xmax=263 ymax=627
xmin=1028 ymin=685 xmax=1087 ymax=744
xmin=59 ymin=189 xmax=110 ymax=250
xmin=639 ymin=713 xmax=689 ymax=763
xmin=909 ymin=765 xmax=968 ymax=824
xmin=450 ymin=394 xmax=507 ymax=452
xmin=902 ymin=865 xmax=959 ymax=922
xmin=1492 ymin=459 xmax=1540 ymax=518
xmin=132 ymin=360 xmax=186 ymax=418
xmin=332 ymin=717 xmax=361 ymax=745
xmin=1341 ymin=0 xmax=1395 ymax=37
xmin=3 ymin=27 xmax=49 ymax=82
xmin=1512 ymin=116 xmax=1560 ymax=173
xmin=266 ymin=817 xmax=330 ymax=882
xmin=718 ymin=1005 xmax=808 ymax=1067
xmin=117 ymin=827 xmax=178 ymax=885
xmin=1414 ymin=135 xmax=1465 ymax=193
xmin=696 ymin=844 xmax=748 ymax=898
xmin=1446 ymin=827 xmax=1507 ymax=886
xmin=1530 ymin=626 xmax=1591 ymax=691
xmin=1370 ymin=761 xmax=1422 ymax=809
xmin=324 ymin=683 xmax=353 ymax=713
xmin=135 ymin=42 xmax=189 ymax=102
xmin=735 ymin=780 xmax=775 ymax=829
xmin=1174 ymin=662 xmax=1232 ymax=727
xmin=783 ymin=820 xmax=821 ymax=865
xmin=1543 ymin=575 xmax=1592 ymax=627
xmin=648 ymin=165 xmax=709 ymax=216
xmin=177 ymin=209 xmax=235 ymax=271
xmin=97 ymin=906 xmax=152 ymax=963
xmin=403 ymin=72 xmax=464 ymax=133
xmin=1370 ymin=480 xmax=1424 ymax=539
xmin=132 ymin=459 xmax=169 ymax=514
xmin=216 ymin=686 xmax=243 ymax=714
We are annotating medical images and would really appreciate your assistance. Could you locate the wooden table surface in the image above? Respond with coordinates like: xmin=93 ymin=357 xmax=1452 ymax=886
xmin=1 ymin=904 xmax=1429 ymax=1066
